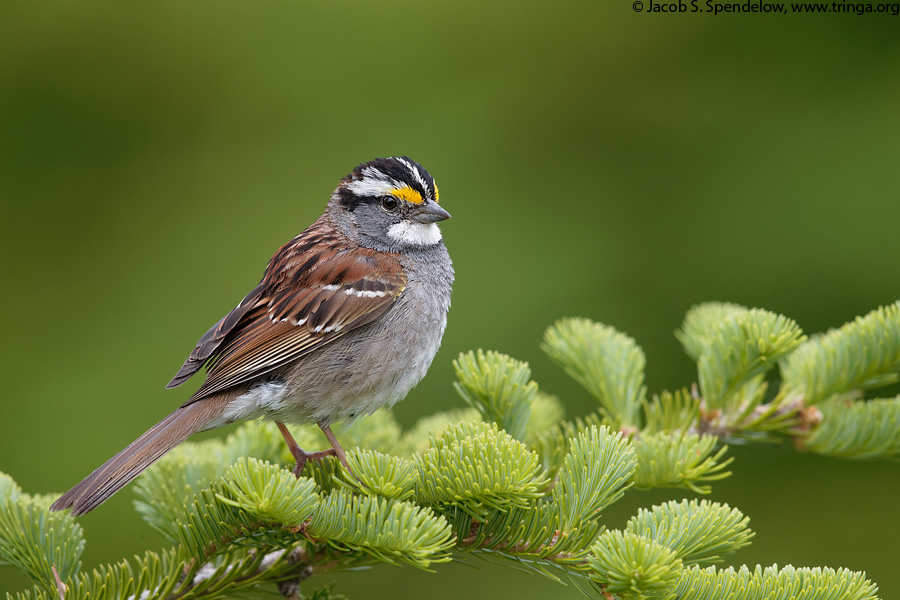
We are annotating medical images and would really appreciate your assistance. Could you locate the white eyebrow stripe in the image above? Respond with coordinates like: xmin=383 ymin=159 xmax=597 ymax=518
xmin=347 ymin=177 xmax=398 ymax=198
xmin=396 ymin=157 xmax=430 ymax=195
xmin=348 ymin=166 xmax=403 ymax=195
xmin=361 ymin=166 xmax=387 ymax=179
xmin=347 ymin=160 xmax=431 ymax=200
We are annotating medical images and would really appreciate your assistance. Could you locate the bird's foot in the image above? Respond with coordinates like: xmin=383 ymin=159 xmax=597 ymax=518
xmin=275 ymin=421 xmax=338 ymax=478
xmin=317 ymin=422 xmax=357 ymax=479
xmin=289 ymin=447 xmax=337 ymax=477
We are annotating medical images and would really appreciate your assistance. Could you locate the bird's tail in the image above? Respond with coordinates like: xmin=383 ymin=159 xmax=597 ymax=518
xmin=50 ymin=395 xmax=232 ymax=516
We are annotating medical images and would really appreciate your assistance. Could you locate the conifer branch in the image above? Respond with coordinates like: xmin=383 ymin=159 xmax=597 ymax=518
xmin=0 ymin=475 xmax=84 ymax=596
xmin=641 ymin=388 xmax=699 ymax=435
xmin=414 ymin=421 xmax=548 ymax=519
xmin=678 ymin=304 xmax=805 ymax=410
xmin=631 ymin=432 xmax=732 ymax=494
xmin=551 ymin=425 xmax=636 ymax=534
xmin=543 ymin=318 xmax=647 ymax=427
xmin=799 ymin=395 xmax=900 ymax=458
xmin=395 ymin=408 xmax=481 ymax=456
xmin=781 ymin=302 xmax=900 ymax=405
xmin=5 ymin=300 xmax=897 ymax=600
xmin=8 ymin=545 xmax=329 ymax=600
xmin=672 ymin=564 xmax=880 ymax=600
xmin=307 ymin=489 xmax=453 ymax=569
xmin=333 ymin=449 xmax=418 ymax=500
xmin=675 ymin=302 xmax=747 ymax=362
xmin=218 ymin=458 xmax=319 ymax=527
xmin=453 ymin=350 xmax=538 ymax=441
xmin=625 ymin=499 xmax=753 ymax=565
xmin=587 ymin=530 xmax=682 ymax=599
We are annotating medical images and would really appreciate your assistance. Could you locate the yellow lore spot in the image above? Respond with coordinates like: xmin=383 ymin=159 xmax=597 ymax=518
xmin=434 ymin=184 xmax=440 ymax=203
xmin=390 ymin=186 xmax=424 ymax=205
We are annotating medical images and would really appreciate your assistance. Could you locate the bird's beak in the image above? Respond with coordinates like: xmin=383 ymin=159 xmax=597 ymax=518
xmin=410 ymin=201 xmax=451 ymax=224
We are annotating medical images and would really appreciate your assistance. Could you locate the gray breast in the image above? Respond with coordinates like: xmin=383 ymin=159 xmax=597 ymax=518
xmin=234 ymin=244 xmax=454 ymax=426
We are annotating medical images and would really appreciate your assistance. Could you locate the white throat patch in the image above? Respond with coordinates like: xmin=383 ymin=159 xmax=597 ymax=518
xmin=387 ymin=221 xmax=442 ymax=246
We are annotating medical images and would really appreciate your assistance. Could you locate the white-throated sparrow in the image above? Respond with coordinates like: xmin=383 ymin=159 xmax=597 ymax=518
xmin=52 ymin=157 xmax=453 ymax=515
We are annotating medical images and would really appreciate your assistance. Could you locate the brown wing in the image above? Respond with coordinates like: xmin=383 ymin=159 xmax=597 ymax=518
xmin=166 ymin=217 xmax=407 ymax=403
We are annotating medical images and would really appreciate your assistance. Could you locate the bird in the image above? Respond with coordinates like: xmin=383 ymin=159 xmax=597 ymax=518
xmin=51 ymin=156 xmax=453 ymax=516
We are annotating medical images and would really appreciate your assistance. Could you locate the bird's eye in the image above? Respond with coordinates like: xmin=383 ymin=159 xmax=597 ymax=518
xmin=380 ymin=196 xmax=399 ymax=212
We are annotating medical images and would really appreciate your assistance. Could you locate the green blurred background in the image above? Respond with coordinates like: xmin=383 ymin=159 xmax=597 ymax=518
xmin=2 ymin=1 xmax=899 ymax=597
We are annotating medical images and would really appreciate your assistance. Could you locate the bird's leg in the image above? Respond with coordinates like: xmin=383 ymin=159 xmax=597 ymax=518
xmin=275 ymin=421 xmax=336 ymax=478
xmin=317 ymin=421 xmax=355 ymax=476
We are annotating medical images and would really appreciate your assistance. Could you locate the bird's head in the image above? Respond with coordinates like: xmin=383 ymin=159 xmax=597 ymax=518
xmin=331 ymin=156 xmax=450 ymax=251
